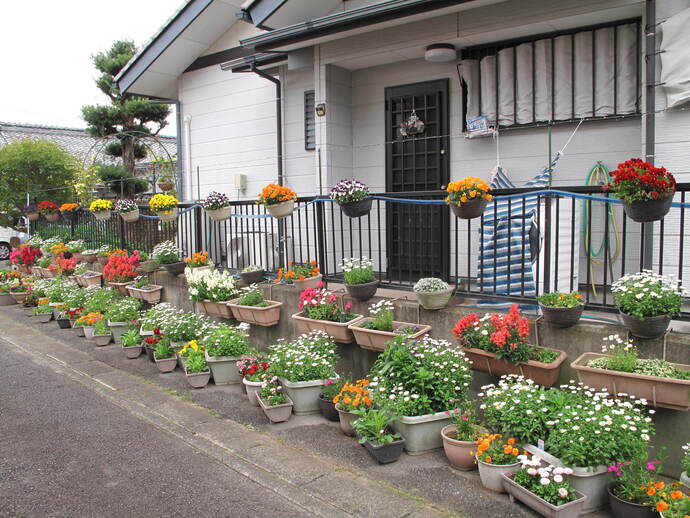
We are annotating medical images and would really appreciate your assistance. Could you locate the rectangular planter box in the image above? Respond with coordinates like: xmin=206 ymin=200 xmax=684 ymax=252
xmin=460 ymin=346 xmax=567 ymax=388
xmin=227 ymin=299 xmax=282 ymax=327
xmin=291 ymin=312 xmax=363 ymax=344
xmin=348 ymin=318 xmax=432 ymax=352
xmin=127 ymin=285 xmax=163 ymax=304
xmin=362 ymin=437 xmax=406 ymax=464
xmin=391 ymin=410 xmax=453 ymax=455
xmin=279 ymin=377 xmax=329 ymax=416
xmin=196 ymin=300 xmax=234 ymax=319
xmin=204 ymin=351 xmax=242 ymax=385
xmin=258 ymin=395 xmax=294 ymax=423
xmin=502 ymin=473 xmax=586 ymax=518
xmin=81 ymin=272 xmax=102 ymax=287
xmin=571 ymin=352 xmax=690 ymax=411
xmin=107 ymin=281 xmax=131 ymax=296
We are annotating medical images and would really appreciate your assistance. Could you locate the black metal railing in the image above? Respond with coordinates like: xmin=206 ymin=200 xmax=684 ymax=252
xmin=30 ymin=184 xmax=690 ymax=319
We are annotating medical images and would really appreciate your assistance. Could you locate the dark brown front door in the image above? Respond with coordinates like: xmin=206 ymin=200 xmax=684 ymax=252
xmin=385 ymin=79 xmax=450 ymax=282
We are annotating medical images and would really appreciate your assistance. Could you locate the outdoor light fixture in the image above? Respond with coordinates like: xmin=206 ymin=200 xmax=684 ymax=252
xmin=425 ymin=43 xmax=456 ymax=63
xmin=315 ymin=103 xmax=326 ymax=117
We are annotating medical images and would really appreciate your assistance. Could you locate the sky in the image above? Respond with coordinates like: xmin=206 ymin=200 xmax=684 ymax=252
xmin=0 ymin=0 xmax=182 ymax=135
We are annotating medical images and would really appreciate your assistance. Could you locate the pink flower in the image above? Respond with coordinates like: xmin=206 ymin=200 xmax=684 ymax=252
xmin=344 ymin=301 xmax=353 ymax=311
xmin=558 ymin=488 xmax=568 ymax=499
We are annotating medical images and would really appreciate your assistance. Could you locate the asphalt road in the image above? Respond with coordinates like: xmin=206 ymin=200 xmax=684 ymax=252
xmin=0 ymin=340 xmax=311 ymax=518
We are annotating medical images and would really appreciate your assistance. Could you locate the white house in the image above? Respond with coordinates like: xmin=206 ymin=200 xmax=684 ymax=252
xmin=116 ymin=0 xmax=690 ymax=303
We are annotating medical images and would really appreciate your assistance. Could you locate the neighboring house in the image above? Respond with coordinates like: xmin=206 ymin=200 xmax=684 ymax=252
xmin=115 ymin=0 xmax=690 ymax=293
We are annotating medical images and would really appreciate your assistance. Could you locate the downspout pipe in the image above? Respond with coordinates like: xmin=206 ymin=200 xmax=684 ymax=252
xmin=250 ymin=64 xmax=284 ymax=186
xmin=643 ymin=0 xmax=655 ymax=269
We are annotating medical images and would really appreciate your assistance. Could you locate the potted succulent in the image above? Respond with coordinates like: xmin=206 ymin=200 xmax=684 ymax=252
xmin=475 ymin=433 xmax=521 ymax=493
xmin=103 ymin=250 xmax=140 ymax=295
xmin=149 ymin=193 xmax=179 ymax=222
xmin=227 ymin=287 xmax=282 ymax=327
xmin=38 ymin=200 xmax=61 ymax=222
xmin=329 ymin=179 xmax=372 ymax=218
xmin=154 ymin=340 xmax=177 ymax=373
xmin=276 ymin=261 xmax=322 ymax=290
xmin=92 ymin=319 xmax=113 ymax=346
xmin=184 ymin=251 xmax=213 ymax=272
xmin=114 ymin=199 xmax=139 ymax=223
xmin=369 ymin=335 xmax=472 ymax=454
xmin=34 ymin=303 xmax=54 ymax=322
xmin=607 ymin=452 xmax=666 ymax=518
xmin=240 ymin=265 xmax=265 ymax=284
xmin=257 ymin=376 xmax=294 ymax=423
xmin=445 ymin=177 xmax=493 ymax=219
xmin=333 ymin=379 xmax=373 ymax=436
xmin=348 ymin=299 xmax=431 ymax=352
xmin=89 ymin=199 xmax=113 ymax=221
xmin=121 ymin=328 xmax=144 ymax=359
xmin=186 ymin=268 xmax=238 ymax=318
xmin=612 ymin=271 xmax=684 ymax=339
xmin=23 ymin=203 xmax=39 ymax=221
xmin=453 ymin=305 xmax=566 ymax=387
xmin=237 ymin=353 xmax=270 ymax=406
xmin=203 ymin=323 xmax=251 ymax=384
xmin=341 ymin=257 xmax=377 ymax=301
xmin=503 ymin=454 xmax=586 ymax=517
xmin=105 ymin=297 xmax=141 ymax=345
xmin=682 ymin=443 xmax=690 ymax=489
xmin=184 ymin=348 xmax=211 ymax=388
xmin=413 ymin=277 xmax=454 ymax=310
xmin=353 ymin=407 xmax=406 ymax=464
xmin=291 ymin=286 xmax=362 ymax=343
xmin=203 ymin=191 xmax=232 ymax=222
xmin=258 ymin=183 xmax=297 ymax=219
xmin=319 ymin=378 xmax=343 ymax=422
xmin=605 ymin=158 xmax=676 ymax=222
xmin=269 ymin=330 xmax=339 ymax=415
xmin=152 ymin=241 xmax=185 ymax=275
xmin=441 ymin=401 xmax=487 ymax=471
xmin=537 ymin=291 xmax=584 ymax=327
xmin=126 ymin=275 xmax=163 ymax=304
xmin=571 ymin=334 xmax=690 ymax=411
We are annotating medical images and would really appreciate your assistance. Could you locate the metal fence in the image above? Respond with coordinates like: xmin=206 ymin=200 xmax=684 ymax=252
xmin=31 ymin=183 xmax=690 ymax=319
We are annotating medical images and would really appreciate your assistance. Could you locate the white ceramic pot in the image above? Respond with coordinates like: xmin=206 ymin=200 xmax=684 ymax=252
xmin=243 ymin=377 xmax=263 ymax=407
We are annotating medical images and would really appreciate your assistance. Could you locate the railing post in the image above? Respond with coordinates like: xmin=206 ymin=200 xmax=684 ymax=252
xmin=542 ymin=195 xmax=552 ymax=294
xmin=316 ymin=200 xmax=327 ymax=278
xmin=195 ymin=206 xmax=203 ymax=253
xmin=118 ymin=214 xmax=127 ymax=250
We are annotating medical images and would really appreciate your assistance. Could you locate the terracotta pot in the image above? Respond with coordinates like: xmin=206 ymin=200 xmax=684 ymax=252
xmin=82 ymin=253 xmax=97 ymax=264
xmin=450 ymin=198 xmax=488 ymax=219
xmin=291 ymin=274 xmax=323 ymax=291
xmin=460 ymin=346 xmax=567 ymax=387
xmin=107 ymin=281 xmax=131 ymax=296
xmin=503 ymin=472 xmax=587 ymax=518
xmin=335 ymin=404 xmax=359 ymax=436
xmin=45 ymin=212 xmax=59 ymax=222
xmin=162 ymin=261 xmax=185 ymax=276
xmin=344 ymin=281 xmax=378 ymax=301
xmin=127 ymin=285 xmax=163 ymax=304
xmin=206 ymin=206 xmax=232 ymax=222
xmin=441 ymin=425 xmax=485 ymax=471
xmin=93 ymin=333 xmax=112 ymax=346
xmin=258 ymin=395 xmax=294 ymax=423
xmin=619 ymin=311 xmax=670 ymax=339
xmin=349 ymin=318 xmax=432 ymax=352
xmin=291 ymin=311 xmax=363 ymax=344
xmin=608 ymin=483 xmax=658 ymax=518
xmin=339 ymin=197 xmax=373 ymax=218
xmin=198 ymin=300 xmax=234 ymax=319
xmin=156 ymin=208 xmax=178 ymax=222
xmin=319 ymin=396 xmax=339 ymax=422
xmin=93 ymin=210 xmax=111 ymax=221
xmin=185 ymin=370 xmax=211 ymax=388
xmin=154 ymin=354 xmax=177 ymax=373
xmin=122 ymin=345 xmax=143 ymax=359
xmin=227 ymin=299 xmax=282 ymax=327
xmin=477 ymin=457 xmax=520 ymax=493
xmin=539 ymin=304 xmax=584 ymax=328
xmin=571 ymin=352 xmax=690 ymax=410
xmin=415 ymin=287 xmax=454 ymax=310
xmin=622 ymin=194 xmax=673 ymax=223
xmin=27 ymin=212 xmax=39 ymax=221
xmin=243 ymin=377 xmax=263 ymax=406
xmin=240 ymin=269 xmax=265 ymax=284
xmin=120 ymin=209 xmax=140 ymax=223
xmin=82 ymin=272 xmax=102 ymax=286
xmin=265 ymin=200 xmax=294 ymax=219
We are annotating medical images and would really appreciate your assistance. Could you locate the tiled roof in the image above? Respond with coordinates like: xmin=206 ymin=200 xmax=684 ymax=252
xmin=0 ymin=121 xmax=177 ymax=165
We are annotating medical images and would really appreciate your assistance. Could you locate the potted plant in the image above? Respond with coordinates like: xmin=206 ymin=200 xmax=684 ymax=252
xmin=203 ymin=323 xmax=251 ymax=384
xmin=441 ymin=401 xmax=486 ymax=471
xmin=203 ymin=191 xmax=232 ymax=222
xmin=353 ymin=407 xmax=406 ymax=464
xmin=571 ymin=334 xmax=690 ymax=410
xmin=126 ymin=275 xmax=163 ymax=304
xmin=319 ymin=378 xmax=343 ymax=421
xmin=186 ymin=268 xmax=238 ymax=318
xmin=35 ymin=256 xmax=52 ymax=277
xmin=80 ymin=248 xmax=99 ymax=264
xmin=605 ymin=158 xmax=676 ymax=222
xmin=475 ymin=433 xmax=521 ymax=493
xmin=537 ymin=291 xmax=584 ymax=327
xmin=607 ymin=452 xmax=666 ymax=518
xmin=348 ymin=299 xmax=431 ymax=352
xmin=105 ymin=297 xmax=141 ymax=344
xmin=503 ymin=454 xmax=586 ymax=517
xmin=97 ymin=247 xmax=112 ymax=266
xmin=184 ymin=348 xmax=211 ymax=388
xmin=68 ymin=308 xmax=86 ymax=336
xmin=656 ymin=493 xmax=690 ymax=518
xmin=184 ymin=251 xmax=213 ymax=272
xmin=9 ymin=282 xmax=29 ymax=304
xmin=21 ymin=290 xmax=39 ymax=316
xmin=9 ymin=245 xmax=42 ymax=273
xmin=682 ymin=443 xmax=690 ymax=489
xmin=76 ymin=312 xmax=104 ymax=339
xmin=103 ymin=250 xmax=140 ymax=295
xmin=333 ymin=379 xmax=373 ymax=436
xmin=612 ymin=271 xmax=684 ymax=339
xmin=292 ymin=286 xmax=362 ymax=343
xmin=329 ymin=179 xmax=372 ymax=218
xmin=257 ymin=376 xmax=294 ymax=423
xmin=149 ymin=193 xmax=179 ymax=222
xmin=453 ymin=305 xmax=566 ymax=387
xmin=369 ymin=335 xmax=472 ymax=454
xmin=23 ymin=203 xmax=39 ymax=221
xmin=49 ymin=255 xmax=77 ymax=278
xmin=114 ymin=199 xmax=139 ymax=223
xmin=0 ymin=281 xmax=16 ymax=305
xmin=34 ymin=303 xmax=54 ymax=322
xmin=60 ymin=203 xmax=80 ymax=224
xmin=92 ymin=319 xmax=113 ymax=346
xmin=227 ymin=287 xmax=282 ymax=327
xmin=275 ymin=261 xmax=322 ymax=289
xmin=269 ymin=330 xmax=339 ymax=415
xmin=55 ymin=309 xmax=72 ymax=329
xmin=66 ymin=239 xmax=86 ymax=262
xmin=258 ymin=183 xmax=297 ymax=219
xmin=240 ymin=265 xmax=265 ymax=284
xmin=136 ymin=252 xmax=159 ymax=273
xmin=445 ymin=177 xmax=493 ymax=219
xmin=161 ymin=311 xmax=216 ymax=353
xmin=341 ymin=257 xmax=377 ymax=301
xmin=121 ymin=328 xmax=143 ymax=359
xmin=413 ymin=277 xmax=454 ymax=310
xmin=143 ymin=328 xmax=165 ymax=362
xmin=89 ymin=199 xmax=113 ymax=221
xmin=38 ymin=200 xmax=61 ymax=221
xmin=237 ymin=353 xmax=270 ymax=406
xmin=81 ymin=270 xmax=102 ymax=287
xmin=152 ymin=241 xmax=185 ymax=275
xmin=154 ymin=340 xmax=177 ymax=373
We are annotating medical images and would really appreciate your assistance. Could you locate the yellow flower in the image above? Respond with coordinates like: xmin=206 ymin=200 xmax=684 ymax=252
xmin=89 ymin=199 xmax=113 ymax=212
xmin=149 ymin=194 xmax=179 ymax=212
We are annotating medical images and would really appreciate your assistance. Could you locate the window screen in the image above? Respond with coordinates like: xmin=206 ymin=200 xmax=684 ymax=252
xmin=304 ymin=90 xmax=315 ymax=150
xmin=460 ymin=20 xmax=641 ymax=129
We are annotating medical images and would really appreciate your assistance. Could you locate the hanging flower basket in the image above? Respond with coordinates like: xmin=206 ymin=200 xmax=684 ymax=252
xmin=206 ymin=206 xmax=232 ymax=222
xmin=157 ymin=180 xmax=175 ymax=192
xmin=445 ymin=177 xmax=492 ymax=219
xmin=156 ymin=208 xmax=178 ymax=222
xmin=450 ymin=198 xmax=488 ymax=219
xmin=266 ymin=200 xmax=294 ymax=219
xmin=329 ymin=179 xmax=373 ymax=218
xmin=120 ymin=208 xmax=140 ymax=223
xmin=622 ymin=195 xmax=674 ymax=223
xmin=258 ymin=183 xmax=297 ymax=219
xmin=93 ymin=210 xmax=112 ymax=221
xmin=27 ymin=212 xmax=39 ymax=221
xmin=240 ymin=268 xmax=265 ymax=284
xmin=45 ymin=212 xmax=60 ymax=222
xmin=203 ymin=192 xmax=233 ymax=221
xmin=399 ymin=110 xmax=425 ymax=137
xmin=619 ymin=311 xmax=671 ymax=339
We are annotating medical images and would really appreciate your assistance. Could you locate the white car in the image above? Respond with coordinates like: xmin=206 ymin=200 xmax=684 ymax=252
xmin=0 ymin=225 xmax=28 ymax=260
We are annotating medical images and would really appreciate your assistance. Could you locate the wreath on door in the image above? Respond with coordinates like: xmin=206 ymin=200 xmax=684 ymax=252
xmin=399 ymin=110 xmax=425 ymax=137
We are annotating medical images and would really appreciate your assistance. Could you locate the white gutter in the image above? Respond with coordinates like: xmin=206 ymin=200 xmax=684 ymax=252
xmin=183 ymin=115 xmax=193 ymax=201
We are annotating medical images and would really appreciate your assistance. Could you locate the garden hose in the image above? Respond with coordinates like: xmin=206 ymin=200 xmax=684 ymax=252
xmin=582 ymin=162 xmax=621 ymax=296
